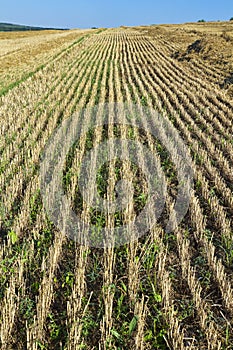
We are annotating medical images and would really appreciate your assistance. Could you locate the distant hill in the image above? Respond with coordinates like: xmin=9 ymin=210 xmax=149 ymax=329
xmin=0 ymin=22 xmax=69 ymax=32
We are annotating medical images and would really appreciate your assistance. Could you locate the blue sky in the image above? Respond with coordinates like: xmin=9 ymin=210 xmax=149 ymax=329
xmin=1 ymin=0 xmax=233 ymax=28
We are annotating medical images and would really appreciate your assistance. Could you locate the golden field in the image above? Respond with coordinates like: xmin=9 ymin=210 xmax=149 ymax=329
xmin=0 ymin=22 xmax=232 ymax=349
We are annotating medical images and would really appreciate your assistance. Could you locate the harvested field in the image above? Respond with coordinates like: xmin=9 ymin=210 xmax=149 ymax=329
xmin=136 ymin=21 xmax=233 ymax=98
xmin=0 ymin=29 xmax=100 ymax=93
xmin=0 ymin=25 xmax=232 ymax=349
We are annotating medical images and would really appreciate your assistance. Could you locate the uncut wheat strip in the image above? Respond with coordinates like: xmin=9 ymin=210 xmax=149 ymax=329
xmin=119 ymin=35 xmax=189 ymax=349
xmin=0 ymin=37 xmax=108 ymax=223
xmin=66 ymin=34 xmax=117 ymax=349
xmin=124 ymin=35 xmax=233 ymax=313
xmin=0 ymin=35 xmax=104 ymax=176
xmin=123 ymin=31 xmax=228 ymax=346
xmin=126 ymin=36 xmax=233 ymax=213
xmin=131 ymin=37 xmax=233 ymax=171
xmin=26 ymin=37 xmax=113 ymax=348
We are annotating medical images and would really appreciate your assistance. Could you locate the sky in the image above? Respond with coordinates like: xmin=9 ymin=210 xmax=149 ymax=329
xmin=0 ymin=0 xmax=233 ymax=29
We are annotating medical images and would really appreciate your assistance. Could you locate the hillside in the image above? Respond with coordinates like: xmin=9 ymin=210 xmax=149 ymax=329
xmin=0 ymin=22 xmax=68 ymax=31
xmin=0 ymin=23 xmax=232 ymax=349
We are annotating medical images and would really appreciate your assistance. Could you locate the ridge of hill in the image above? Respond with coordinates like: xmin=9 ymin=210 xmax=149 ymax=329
xmin=0 ymin=22 xmax=68 ymax=31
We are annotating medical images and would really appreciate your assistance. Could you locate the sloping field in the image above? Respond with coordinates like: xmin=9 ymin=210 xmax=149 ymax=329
xmin=0 ymin=26 xmax=232 ymax=349
xmin=136 ymin=21 xmax=233 ymax=98
xmin=0 ymin=28 xmax=99 ymax=93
